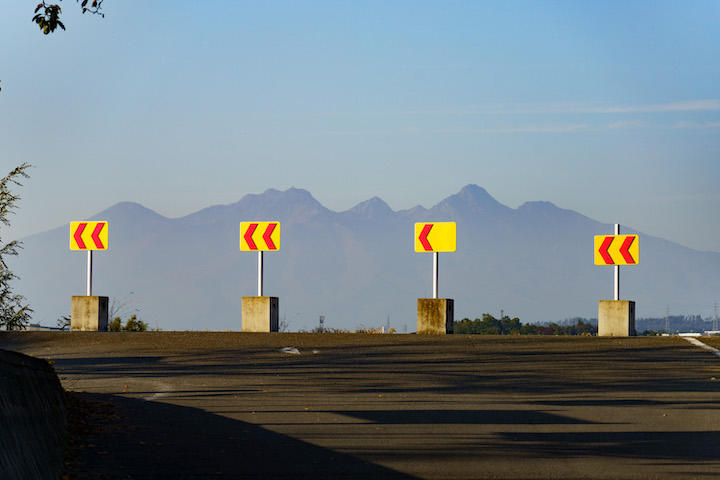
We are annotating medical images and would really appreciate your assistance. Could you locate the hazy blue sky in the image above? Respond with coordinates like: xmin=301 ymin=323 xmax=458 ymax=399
xmin=2 ymin=1 xmax=720 ymax=251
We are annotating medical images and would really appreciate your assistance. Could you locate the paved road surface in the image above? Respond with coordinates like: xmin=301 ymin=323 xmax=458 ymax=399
xmin=2 ymin=333 xmax=720 ymax=479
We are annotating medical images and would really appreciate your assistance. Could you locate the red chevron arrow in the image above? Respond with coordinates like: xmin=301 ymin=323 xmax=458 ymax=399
xmin=73 ymin=222 xmax=87 ymax=249
xmin=419 ymin=224 xmax=433 ymax=251
xmin=91 ymin=222 xmax=105 ymax=249
xmin=244 ymin=223 xmax=258 ymax=250
xmin=263 ymin=223 xmax=277 ymax=250
xmin=599 ymin=236 xmax=614 ymax=264
xmin=619 ymin=236 xmax=636 ymax=264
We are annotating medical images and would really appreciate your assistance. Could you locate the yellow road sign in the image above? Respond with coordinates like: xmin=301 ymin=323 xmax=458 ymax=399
xmin=70 ymin=221 xmax=109 ymax=250
xmin=414 ymin=222 xmax=456 ymax=252
xmin=594 ymin=234 xmax=639 ymax=265
xmin=240 ymin=221 xmax=281 ymax=251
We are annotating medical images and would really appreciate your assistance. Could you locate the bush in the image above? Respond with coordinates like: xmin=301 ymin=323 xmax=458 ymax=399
xmin=108 ymin=315 xmax=148 ymax=332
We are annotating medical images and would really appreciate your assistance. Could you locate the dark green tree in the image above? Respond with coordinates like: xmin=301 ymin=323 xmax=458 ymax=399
xmin=0 ymin=164 xmax=33 ymax=330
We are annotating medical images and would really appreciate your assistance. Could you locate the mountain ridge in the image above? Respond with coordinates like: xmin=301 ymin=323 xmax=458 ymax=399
xmin=39 ymin=184 xmax=610 ymax=230
xmin=13 ymin=185 xmax=720 ymax=331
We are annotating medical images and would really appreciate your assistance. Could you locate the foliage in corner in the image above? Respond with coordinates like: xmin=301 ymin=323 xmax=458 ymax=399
xmin=0 ymin=163 xmax=33 ymax=330
xmin=33 ymin=0 xmax=104 ymax=35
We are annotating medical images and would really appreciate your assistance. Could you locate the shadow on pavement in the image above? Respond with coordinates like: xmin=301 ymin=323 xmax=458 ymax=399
xmin=335 ymin=409 xmax=596 ymax=425
xmin=497 ymin=431 xmax=720 ymax=461
xmin=64 ymin=392 xmax=419 ymax=480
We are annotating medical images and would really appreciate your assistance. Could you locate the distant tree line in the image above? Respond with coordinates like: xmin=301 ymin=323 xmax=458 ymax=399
xmin=636 ymin=315 xmax=714 ymax=334
xmin=454 ymin=314 xmax=596 ymax=335
xmin=555 ymin=315 xmax=716 ymax=335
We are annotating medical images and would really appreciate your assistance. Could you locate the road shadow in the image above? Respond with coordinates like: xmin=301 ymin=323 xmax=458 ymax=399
xmin=496 ymin=430 xmax=720 ymax=462
xmin=47 ymin=342 xmax=719 ymax=398
xmin=334 ymin=409 xmax=596 ymax=425
xmin=64 ymin=392 xmax=419 ymax=480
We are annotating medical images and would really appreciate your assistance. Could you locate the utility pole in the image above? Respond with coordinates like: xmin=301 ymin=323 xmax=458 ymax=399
xmin=665 ymin=305 xmax=670 ymax=333
xmin=713 ymin=302 xmax=718 ymax=332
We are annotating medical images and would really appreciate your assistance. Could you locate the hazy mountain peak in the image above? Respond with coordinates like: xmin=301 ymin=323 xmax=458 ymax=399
xmin=455 ymin=184 xmax=501 ymax=204
xmin=230 ymin=186 xmax=329 ymax=221
xmin=460 ymin=183 xmax=491 ymax=196
xmin=96 ymin=201 xmax=168 ymax=221
xmin=263 ymin=186 xmax=322 ymax=204
xmin=399 ymin=205 xmax=428 ymax=216
xmin=236 ymin=187 xmax=321 ymax=207
xmin=348 ymin=196 xmax=394 ymax=219
xmin=433 ymin=184 xmax=509 ymax=215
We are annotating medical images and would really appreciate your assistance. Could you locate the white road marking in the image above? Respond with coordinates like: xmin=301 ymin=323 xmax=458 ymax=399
xmin=683 ymin=337 xmax=720 ymax=358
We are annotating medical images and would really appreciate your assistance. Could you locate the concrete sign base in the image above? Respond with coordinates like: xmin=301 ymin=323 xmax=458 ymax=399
xmin=71 ymin=296 xmax=109 ymax=331
xmin=242 ymin=296 xmax=279 ymax=332
xmin=417 ymin=298 xmax=454 ymax=334
xmin=598 ymin=300 xmax=636 ymax=337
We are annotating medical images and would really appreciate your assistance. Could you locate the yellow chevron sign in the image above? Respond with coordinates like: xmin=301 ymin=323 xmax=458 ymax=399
xmin=594 ymin=235 xmax=639 ymax=265
xmin=240 ymin=222 xmax=281 ymax=251
xmin=414 ymin=222 xmax=456 ymax=252
xmin=70 ymin=221 xmax=109 ymax=250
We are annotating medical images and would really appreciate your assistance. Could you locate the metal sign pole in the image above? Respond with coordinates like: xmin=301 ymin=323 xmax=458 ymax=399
xmin=433 ymin=251 xmax=438 ymax=299
xmin=258 ymin=250 xmax=263 ymax=297
xmin=614 ymin=224 xmax=620 ymax=301
xmin=87 ymin=250 xmax=93 ymax=296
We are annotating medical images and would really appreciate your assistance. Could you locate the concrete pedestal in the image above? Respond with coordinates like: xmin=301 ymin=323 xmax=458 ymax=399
xmin=598 ymin=300 xmax=636 ymax=337
xmin=417 ymin=298 xmax=454 ymax=334
xmin=242 ymin=297 xmax=279 ymax=332
xmin=71 ymin=296 xmax=109 ymax=331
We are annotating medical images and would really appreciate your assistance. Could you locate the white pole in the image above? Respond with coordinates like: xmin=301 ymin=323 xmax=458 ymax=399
xmin=614 ymin=224 xmax=620 ymax=301
xmin=433 ymin=251 xmax=438 ymax=299
xmin=258 ymin=250 xmax=263 ymax=297
xmin=87 ymin=250 xmax=93 ymax=296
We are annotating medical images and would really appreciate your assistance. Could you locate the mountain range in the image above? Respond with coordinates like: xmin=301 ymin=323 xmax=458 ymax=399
xmin=11 ymin=185 xmax=720 ymax=331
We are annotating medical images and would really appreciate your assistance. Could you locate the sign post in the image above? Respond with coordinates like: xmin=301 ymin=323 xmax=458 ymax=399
xmin=433 ymin=251 xmax=438 ymax=299
xmin=87 ymin=250 xmax=93 ymax=296
xmin=69 ymin=221 xmax=109 ymax=331
xmin=614 ymin=224 xmax=620 ymax=301
xmin=414 ymin=222 xmax=456 ymax=334
xmin=594 ymin=224 xmax=639 ymax=336
xmin=240 ymin=221 xmax=280 ymax=332
xmin=258 ymin=250 xmax=263 ymax=297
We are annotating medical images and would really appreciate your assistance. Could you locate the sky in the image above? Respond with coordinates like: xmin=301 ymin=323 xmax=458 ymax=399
xmin=2 ymin=0 xmax=720 ymax=252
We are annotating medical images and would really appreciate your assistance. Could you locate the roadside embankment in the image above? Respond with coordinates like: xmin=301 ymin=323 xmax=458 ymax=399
xmin=0 ymin=349 xmax=67 ymax=480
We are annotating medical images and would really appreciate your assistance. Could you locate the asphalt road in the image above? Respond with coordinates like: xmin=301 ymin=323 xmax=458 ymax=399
xmin=2 ymin=332 xmax=720 ymax=480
